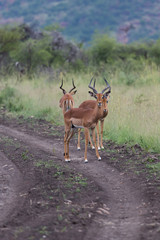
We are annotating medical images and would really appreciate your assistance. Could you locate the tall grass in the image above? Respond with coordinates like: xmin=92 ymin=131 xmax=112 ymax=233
xmin=0 ymin=65 xmax=160 ymax=153
xmin=105 ymin=85 xmax=160 ymax=152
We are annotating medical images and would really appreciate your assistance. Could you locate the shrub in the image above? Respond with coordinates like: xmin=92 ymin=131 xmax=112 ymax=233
xmin=150 ymin=39 xmax=160 ymax=64
xmin=90 ymin=33 xmax=117 ymax=64
xmin=0 ymin=86 xmax=24 ymax=112
xmin=10 ymin=37 xmax=52 ymax=74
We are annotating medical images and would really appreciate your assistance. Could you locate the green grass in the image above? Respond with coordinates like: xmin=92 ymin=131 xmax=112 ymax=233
xmin=0 ymin=65 xmax=160 ymax=153
xmin=34 ymin=160 xmax=56 ymax=168
xmin=104 ymin=84 xmax=160 ymax=152
xmin=146 ymin=162 xmax=160 ymax=177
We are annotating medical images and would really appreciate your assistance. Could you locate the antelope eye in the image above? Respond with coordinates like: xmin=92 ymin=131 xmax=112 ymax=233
xmin=106 ymin=100 xmax=108 ymax=103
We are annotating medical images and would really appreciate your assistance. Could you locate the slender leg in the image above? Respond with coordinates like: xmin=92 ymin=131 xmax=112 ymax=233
xmin=64 ymin=131 xmax=70 ymax=162
xmin=100 ymin=120 xmax=104 ymax=149
xmin=96 ymin=122 xmax=100 ymax=150
xmin=88 ymin=130 xmax=95 ymax=149
xmin=77 ymin=128 xmax=81 ymax=150
xmin=66 ymin=128 xmax=76 ymax=161
xmin=84 ymin=128 xmax=89 ymax=163
xmin=78 ymin=128 xmax=94 ymax=150
xmin=64 ymin=134 xmax=67 ymax=160
xmin=91 ymin=128 xmax=101 ymax=160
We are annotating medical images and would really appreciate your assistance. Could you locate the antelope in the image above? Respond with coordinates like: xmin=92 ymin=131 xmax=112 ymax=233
xmin=59 ymin=79 xmax=77 ymax=114
xmin=63 ymin=78 xmax=111 ymax=163
xmin=77 ymin=78 xmax=110 ymax=150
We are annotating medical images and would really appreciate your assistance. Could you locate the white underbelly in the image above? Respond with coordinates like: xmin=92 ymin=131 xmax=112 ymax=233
xmin=71 ymin=118 xmax=83 ymax=128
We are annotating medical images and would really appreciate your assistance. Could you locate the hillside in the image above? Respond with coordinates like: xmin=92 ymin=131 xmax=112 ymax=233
xmin=1 ymin=0 xmax=160 ymax=43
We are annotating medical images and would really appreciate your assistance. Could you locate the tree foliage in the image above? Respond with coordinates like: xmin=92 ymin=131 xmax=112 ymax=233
xmin=1 ymin=24 xmax=160 ymax=79
xmin=0 ymin=26 xmax=22 ymax=55
xmin=90 ymin=33 xmax=117 ymax=64
xmin=11 ymin=37 xmax=52 ymax=73
xmin=150 ymin=39 xmax=160 ymax=64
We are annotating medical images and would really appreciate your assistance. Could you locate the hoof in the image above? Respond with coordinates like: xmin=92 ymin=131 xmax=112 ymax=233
xmin=77 ymin=147 xmax=81 ymax=151
xmin=91 ymin=146 xmax=95 ymax=150
xmin=65 ymin=159 xmax=70 ymax=162
xmin=84 ymin=159 xmax=88 ymax=163
xmin=98 ymin=147 xmax=101 ymax=150
xmin=101 ymin=146 xmax=104 ymax=150
xmin=98 ymin=157 xmax=101 ymax=161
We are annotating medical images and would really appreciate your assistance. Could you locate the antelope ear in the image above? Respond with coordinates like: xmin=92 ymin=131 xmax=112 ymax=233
xmin=88 ymin=91 xmax=97 ymax=99
xmin=70 ymin=90 xmax=77 ymax=95
xmin=59 ymin=101 xmax=63 ymax=108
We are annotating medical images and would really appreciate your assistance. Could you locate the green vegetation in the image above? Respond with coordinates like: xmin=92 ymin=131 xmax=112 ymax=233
xmin=146 ymin=162 xmax=160 ymax=175
xmin=0 ymin=25 xmax=160 ymax=154
xmin=0 ymin=24 xmax=160 ymax=77
xmin=1 ymin=69 xmax=160 ymax=153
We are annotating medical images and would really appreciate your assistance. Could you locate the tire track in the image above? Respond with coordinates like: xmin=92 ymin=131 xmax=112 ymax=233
xmin=0 ymin=151 xmax=23 ymax=225
xmin=0 ymin=125 xmax=146 ymax=239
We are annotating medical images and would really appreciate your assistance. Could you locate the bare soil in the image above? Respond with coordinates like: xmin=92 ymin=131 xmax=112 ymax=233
xmin=0 ymin=113 xmax=160 ymax=240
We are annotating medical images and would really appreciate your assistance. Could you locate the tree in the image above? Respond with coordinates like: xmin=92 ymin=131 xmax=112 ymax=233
xmin=0 ymin=26 xmax=22 ymax=55
xmin=90 ymin=33 xmax=117 ymax=64
xmin=10 ymin=36 xmax=52 ymax=74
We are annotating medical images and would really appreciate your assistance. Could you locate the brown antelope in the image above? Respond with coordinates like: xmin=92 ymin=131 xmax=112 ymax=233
xmin=63 ymin=78 xmax=111 ymax=163
xmin=59 ymin=79 xmax=77 ymax=114
xmin=77 ymin=78 xmax=110 ymax=150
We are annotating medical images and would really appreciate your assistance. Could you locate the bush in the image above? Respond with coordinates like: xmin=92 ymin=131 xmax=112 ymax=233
xmin=0 ymin=26 xmax=22 ymax=54
xmin=10 ymin=37 xmax=52 ymax=74
xmin=0 ymin=86 xmax=24 ymax=112
xmin=90 ymin=33 xmax=117 ymax=64
xmin=150 ymin=39 xmax=160 ymax=64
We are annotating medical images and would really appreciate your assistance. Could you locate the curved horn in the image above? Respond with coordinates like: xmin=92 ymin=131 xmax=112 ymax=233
xmin=69 ymin=79 xmax=76 ymax=93
xmin=88 ymin=77 xmax=97 ymax=94
xmin=101 ymin=78 xmax=111 ymax=94
xmin=93 ymin=79 xmax=96 ymax=89
xmin=60 ymin=79 xmax=66 ymax=94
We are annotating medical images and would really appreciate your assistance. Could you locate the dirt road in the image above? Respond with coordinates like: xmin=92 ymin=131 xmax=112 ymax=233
xmin=0 ymin=115 xmax=160 ymax=240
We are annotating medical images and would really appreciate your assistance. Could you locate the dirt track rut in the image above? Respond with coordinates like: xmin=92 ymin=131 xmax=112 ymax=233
xmin=0 ymin=124 xmax=148 ymax=240
xmin=0 ymin=151 xmax=23 ymax=225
